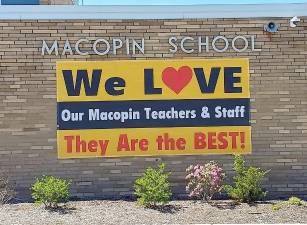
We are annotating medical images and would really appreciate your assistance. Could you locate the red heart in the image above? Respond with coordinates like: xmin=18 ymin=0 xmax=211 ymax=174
xmin=162 ymin=66 xmax=193 ymax=94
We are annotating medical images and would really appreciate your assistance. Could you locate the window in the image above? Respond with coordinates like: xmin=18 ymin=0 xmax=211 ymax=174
xmin=1 ymin=0 xmax=39 ymax=5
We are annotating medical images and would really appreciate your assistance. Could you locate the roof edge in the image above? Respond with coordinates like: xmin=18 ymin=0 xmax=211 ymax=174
xmin=0 ymin=3 xmax=306 ymax=20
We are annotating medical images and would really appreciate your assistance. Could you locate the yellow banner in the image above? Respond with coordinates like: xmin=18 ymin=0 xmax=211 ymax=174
xmin=57 ymin=59 xmax=251 ymax=158
xmin=57 ymin=126 xmax=251 ymax=158
xmin=57 ymin=58 xmax=249 ymax=102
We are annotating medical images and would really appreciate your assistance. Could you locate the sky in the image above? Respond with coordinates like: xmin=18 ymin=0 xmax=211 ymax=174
xmin=80 ymin=0 xmax=307 ymax=5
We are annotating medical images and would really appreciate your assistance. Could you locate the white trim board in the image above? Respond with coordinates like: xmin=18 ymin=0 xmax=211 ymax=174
xmin=0 ymin=4 xmax=306 ymax=20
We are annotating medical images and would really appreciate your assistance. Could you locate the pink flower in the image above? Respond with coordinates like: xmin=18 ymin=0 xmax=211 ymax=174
xmin=186 ymin=161 xmax=225 ymax=201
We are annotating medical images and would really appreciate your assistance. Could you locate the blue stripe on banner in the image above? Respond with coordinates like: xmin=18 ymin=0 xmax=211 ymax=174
xmin=57 ymin=99 xmax=250 ymax=130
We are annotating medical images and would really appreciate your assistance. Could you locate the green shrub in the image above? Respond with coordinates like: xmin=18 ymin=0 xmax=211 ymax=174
xmin=272 ymin=196 xmax=306 ymax=210
xmin=134 ymin=163 xmax=172 ymax=207
xmin=31 ymin=175 xmax=71 ymax=209
xmin=287 ymin=196 xmax=305 ymax=206
xmin=223 ymin=155 xmax=268 ymax=203
xmin=272 ymin=203 xmax=283 ymax=211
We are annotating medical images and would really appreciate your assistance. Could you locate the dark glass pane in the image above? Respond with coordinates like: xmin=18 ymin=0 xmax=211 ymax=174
xmin=1 ymin=0 xmax=39 ymax=5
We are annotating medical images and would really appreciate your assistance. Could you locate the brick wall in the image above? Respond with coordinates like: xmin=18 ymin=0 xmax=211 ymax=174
xmin=0 ymin=18 xmax=306 ymax=200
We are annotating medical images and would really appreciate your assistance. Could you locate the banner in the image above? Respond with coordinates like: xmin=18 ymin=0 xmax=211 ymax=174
xmin=57 ymin=59 xmax=251 ymax=158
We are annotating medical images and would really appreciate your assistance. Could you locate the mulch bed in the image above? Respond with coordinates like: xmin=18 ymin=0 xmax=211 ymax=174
xmin=0 ymin=200 xmax=306 ymax=224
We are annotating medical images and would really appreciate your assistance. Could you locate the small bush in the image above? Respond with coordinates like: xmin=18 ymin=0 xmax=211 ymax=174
xmin=31 ymin=175 xmax=71 ymax=209
xmin=186 ymin=161 xmax=225 ymax=201
xmin=223 ymin=155 xmax=268 ymax=203
xmin=272 ymin=196 xmax=306 ymax=210
xmin=0 ymin=173 xmax=16 ymax=204
xmin=134 ymin=163 xmax=172 ymax=207
xmin=272 ymin=203 xmax=283 ymax=211
xmin=287 ymin=196 xmax=305 ymax=206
